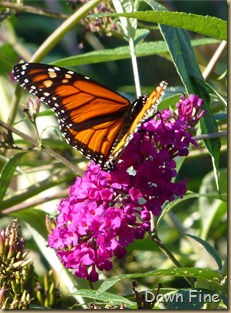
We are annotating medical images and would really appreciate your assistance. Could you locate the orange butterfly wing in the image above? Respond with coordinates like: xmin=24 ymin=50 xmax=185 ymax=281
xmin=13 ymin=63 xmax=130 ymax=168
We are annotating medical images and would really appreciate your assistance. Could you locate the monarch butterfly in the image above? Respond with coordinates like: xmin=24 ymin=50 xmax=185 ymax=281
xmin=13 ymin=63 xmax=167 ymax=171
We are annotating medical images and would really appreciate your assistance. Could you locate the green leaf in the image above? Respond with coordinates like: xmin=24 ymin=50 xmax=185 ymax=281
xmin=53 ymin=38 xmax=219 ymax=67
xmin=0 ymin=152 xmax=27 ymax=205
xmin=72 ymin=289 xmax=136 ymax=308
xmin=134 ymin=28 xmax=150 ymax=45
xmin=99 ymin=268 xmax=224 ymax=293
xmin=185 ymin=234 xmax=223 ymax=271
xmin=95 ymin=11 xmax=227 ymax=40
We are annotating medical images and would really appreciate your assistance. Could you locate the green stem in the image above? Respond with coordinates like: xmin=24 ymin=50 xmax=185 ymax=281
xmin=129 ymin=37 xmax=141 ymax=98
xmin=193 ymin=131 xmax=227 ymax=141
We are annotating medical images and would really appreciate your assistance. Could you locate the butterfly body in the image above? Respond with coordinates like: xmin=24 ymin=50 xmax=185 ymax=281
xmin=13 ymin=62 xmax=167 ymax=171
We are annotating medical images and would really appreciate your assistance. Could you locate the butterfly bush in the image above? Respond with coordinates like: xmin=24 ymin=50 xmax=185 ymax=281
xmin=48 ymin=94 xmax=205 ymax=282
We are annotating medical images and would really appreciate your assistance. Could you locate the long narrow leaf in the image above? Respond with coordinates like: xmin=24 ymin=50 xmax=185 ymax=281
xmin=95 ymin=10 xmax=227 ymax=40
xmin=53 ymin=38 xmax=219 ymax=67
xmin=99 ymin=268 xmax=224 ymax=293
xmin=185 ymin=233 xmax=223 ymax=271
xmin=0 ymin=152 xmax=26 ymax=204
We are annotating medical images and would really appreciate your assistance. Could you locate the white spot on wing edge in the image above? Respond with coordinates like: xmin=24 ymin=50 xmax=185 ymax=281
xmin=53 ymin=66 xmax=61 ymax=71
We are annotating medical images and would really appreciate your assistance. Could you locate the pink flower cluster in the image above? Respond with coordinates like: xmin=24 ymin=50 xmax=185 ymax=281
xmin=48 ymin=94 xmax=204 ymax=281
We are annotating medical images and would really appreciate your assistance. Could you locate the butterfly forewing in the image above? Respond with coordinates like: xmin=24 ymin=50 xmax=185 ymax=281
xmin=13 ymin=62 xmax=130 ymax=168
